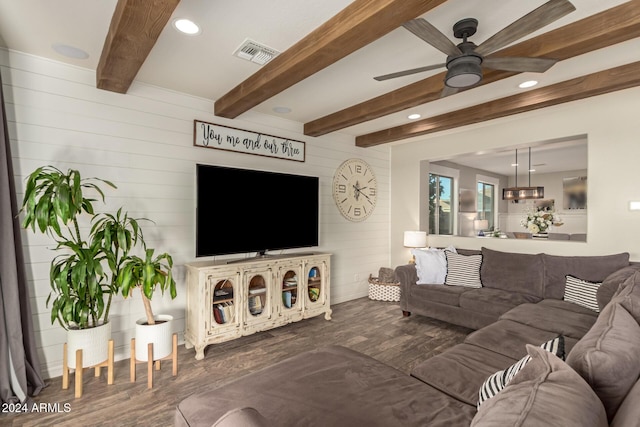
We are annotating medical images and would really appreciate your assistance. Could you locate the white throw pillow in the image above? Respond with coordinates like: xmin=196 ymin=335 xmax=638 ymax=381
xmin=412 ymin=246 xmax=456 ymax=285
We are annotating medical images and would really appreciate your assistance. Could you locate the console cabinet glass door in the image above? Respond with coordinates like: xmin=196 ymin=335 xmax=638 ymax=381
xmin=207 ymin=271 xmax=240 ymax=337
xmin=244 ymin=268 xmax=273 ymax=327
xmin=277 ymin=263 xmax=303 ymax=320
xmin=305 ymin=262 xmax=326 ymax=306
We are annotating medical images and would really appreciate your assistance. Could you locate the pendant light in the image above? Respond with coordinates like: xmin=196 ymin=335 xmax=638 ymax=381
xmin=502 ymin=147 xmax=544 ymax=201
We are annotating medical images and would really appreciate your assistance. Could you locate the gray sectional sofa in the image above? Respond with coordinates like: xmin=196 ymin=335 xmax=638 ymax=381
xmin=175 ymin=248 xmax=640 ymax=426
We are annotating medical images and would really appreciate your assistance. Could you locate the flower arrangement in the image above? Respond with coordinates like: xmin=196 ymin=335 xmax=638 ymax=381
xmin=521 ymin=207 xmax=562 ymax=234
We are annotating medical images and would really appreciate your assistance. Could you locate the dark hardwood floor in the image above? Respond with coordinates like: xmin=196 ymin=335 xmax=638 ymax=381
xmin=3 ymin=297 xmax=470 ymax=427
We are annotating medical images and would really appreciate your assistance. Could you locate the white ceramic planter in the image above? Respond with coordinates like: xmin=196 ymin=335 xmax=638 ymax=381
xmin=67 ymin=321 xmax=111 ymax=368
xmin=135 ymin=314 xmax=173 ymax=361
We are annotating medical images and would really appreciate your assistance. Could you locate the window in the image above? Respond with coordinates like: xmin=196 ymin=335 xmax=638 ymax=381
xmin=477 ymin=181 xmax=495 ymax=230
xmin=429 ymin=174 xmax=454 ymax=235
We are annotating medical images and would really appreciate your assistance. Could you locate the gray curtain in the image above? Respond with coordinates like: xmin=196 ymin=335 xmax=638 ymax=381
xmin=0 ymin=68 xmax=45 ymax=403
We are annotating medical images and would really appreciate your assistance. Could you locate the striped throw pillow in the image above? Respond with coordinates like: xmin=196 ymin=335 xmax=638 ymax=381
xmin=477 ymin=336 xmax=565 ymax=409
xmin=444 ymin=251 xmax=482 ymax=288
xmin=564 ymin=275 xmax=601 ymax=312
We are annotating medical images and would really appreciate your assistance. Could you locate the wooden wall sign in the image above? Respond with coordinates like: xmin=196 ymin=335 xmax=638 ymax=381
xmin=194 ymin=120 xmax=305 ymax=162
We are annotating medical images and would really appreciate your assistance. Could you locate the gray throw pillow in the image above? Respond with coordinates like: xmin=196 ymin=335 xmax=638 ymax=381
xmin=472 ymin=345 xmax=608 ymax=427
xmin=566 ymin=302 xmax=640 ymax=421
xmin=477 ymin=336 xmax=564 ymax=408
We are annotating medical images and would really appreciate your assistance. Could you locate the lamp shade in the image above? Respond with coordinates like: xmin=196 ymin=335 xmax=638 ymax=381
xmin=403 ymin=231 xmax=427 ymax=248
xmin=473 ymin=219 xmax=489 ymax=230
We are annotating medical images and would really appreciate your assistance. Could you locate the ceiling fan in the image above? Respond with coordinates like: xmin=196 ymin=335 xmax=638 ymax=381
xmin=374 ymin=0 xmax=575 ymax=97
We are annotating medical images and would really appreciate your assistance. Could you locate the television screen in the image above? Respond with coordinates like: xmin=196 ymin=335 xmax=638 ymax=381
xmin=196 ymin=164 xmax=319 ymax=257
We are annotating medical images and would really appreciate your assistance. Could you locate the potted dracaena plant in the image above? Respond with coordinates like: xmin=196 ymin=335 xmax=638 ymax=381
xmin=20 ymin=166 xmax=165 ymax=368
xmin=118 ymin=248 xmax=177 ymax=362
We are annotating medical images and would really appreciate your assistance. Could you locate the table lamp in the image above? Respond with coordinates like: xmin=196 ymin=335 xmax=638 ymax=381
xmin=404 ymin=231 xmax=428 ymax=263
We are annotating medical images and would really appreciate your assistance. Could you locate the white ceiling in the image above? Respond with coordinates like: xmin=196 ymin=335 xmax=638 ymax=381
xmin=0 ymin=0 xmax=634 ymax=138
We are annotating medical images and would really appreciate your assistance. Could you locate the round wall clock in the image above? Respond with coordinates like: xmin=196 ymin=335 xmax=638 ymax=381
xmin=332 ymin=158 xmax=378 ymax=222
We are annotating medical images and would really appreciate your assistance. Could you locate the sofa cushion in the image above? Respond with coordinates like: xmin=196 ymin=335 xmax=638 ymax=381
xmin=212 ymin=407 xmax=270 ymax=427
xmin=542 ymin=252 xmax=629 ymax=300
xmin=610 ymin=271 xmax=640 ymax=324
xmin=566 ymin=303 xmax=640 ymax=422
xmin=465 ymin=319 xmax=579 ymax=361
xmin=597 ymin=265 xmax=640 ymax=310
xmin=477 ymin=336 xmax=565 ymax=409
xmin=611 ymin=378 xmax=640 ymax=427
xmin=445 ymin=251 xmax=482 ymax=288
xmin=480 ymin=247 xmax=545 ymax=297
xmin=410 ymin=343 xmax=517 ymax=406
xmin=500 ymin=303 xmax=596 ymax=339
xmin=537 ymin=298 xmax=600 ymax=316
xmin=174 ymin=345 xmax=477 ymax=427
xmin=409 ymin=283 xmax=472 ymax=307
xmin=564 ymin=275 xmax=601 ymax=312
xmin=471 ymin=345 xmax=608 ymax=427
xmin=459 ymin=288 xmax=540 ymax=317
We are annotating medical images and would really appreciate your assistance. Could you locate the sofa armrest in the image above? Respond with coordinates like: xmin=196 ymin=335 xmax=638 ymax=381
xmin=395 ymin=264 xmax=418 ymax=311
xmin=598 ymin=264 xmax=640 ymax=311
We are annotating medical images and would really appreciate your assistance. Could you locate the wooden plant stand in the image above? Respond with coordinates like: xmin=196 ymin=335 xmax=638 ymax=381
xmin=62 ymin=340 xmax=114 ymax=398
xmin=130 ymin=333 xmax=178 ymax=389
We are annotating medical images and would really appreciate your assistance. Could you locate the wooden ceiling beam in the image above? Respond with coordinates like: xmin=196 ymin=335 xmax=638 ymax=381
xmin=214 ymin=0 xmax=448 ymax=119
xmin=305 ymin=1 xmax=640 ymax=137
xmin=355 ymin=61 xmax=640 ymax=147
xmin=97 ymin=0 xmax=180 ymax=93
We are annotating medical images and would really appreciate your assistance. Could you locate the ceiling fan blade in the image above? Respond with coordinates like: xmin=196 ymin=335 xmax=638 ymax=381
xmin=440 ymin=85 xmax=460 ymax=98
xmin=476 ymin=0 xmax=575 ymax=56
xmin=403 ymin=19 xmax=462 ymax=57
xmin=483 ymin=56 xmax=558 ymax=73
xmin=374 ymin=63 xmax=446 ymax=81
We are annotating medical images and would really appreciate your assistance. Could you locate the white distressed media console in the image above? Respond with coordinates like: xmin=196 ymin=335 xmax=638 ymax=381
xmin=184 ymin=252 xmax=331 ymax=360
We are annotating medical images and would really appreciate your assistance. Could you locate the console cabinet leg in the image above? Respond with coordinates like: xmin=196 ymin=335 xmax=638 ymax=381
xmin=195 ymin=344 xmax=206 ymax=360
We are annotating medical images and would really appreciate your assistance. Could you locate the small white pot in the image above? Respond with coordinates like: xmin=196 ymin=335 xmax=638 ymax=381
xmin=135 ymin=314 xmax=173 ymax=361
xmin=67 ymin=321 xmax=111 ymax=368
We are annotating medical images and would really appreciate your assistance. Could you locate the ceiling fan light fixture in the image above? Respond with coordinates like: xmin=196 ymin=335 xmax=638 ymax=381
xmin=445 ymin=56 xmax=482 ymax=88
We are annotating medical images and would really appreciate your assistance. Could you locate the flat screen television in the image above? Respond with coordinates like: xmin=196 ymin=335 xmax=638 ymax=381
xmin=196 ymin=164 xmax=319 ymax=257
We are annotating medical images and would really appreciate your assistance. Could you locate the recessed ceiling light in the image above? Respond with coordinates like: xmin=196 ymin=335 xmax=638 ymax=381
xmin=519 ymin=80 xmax=538 ymax=89
xmin=511 ymin=163 xmax=519 ymax=167
xmin=407 ymin=113 xmax=421 ymax=120
xmin=51 ymin=43 xmax=89 ymax=59
xmin=173 ymin=18 xmax=201 ymax=35
xmin=272 ymin=106 xmax=292 ymax=114
xmin=528 ymin=169 xmax=536 ymax=172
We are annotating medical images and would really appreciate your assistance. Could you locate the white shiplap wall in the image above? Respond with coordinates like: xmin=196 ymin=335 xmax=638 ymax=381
xmin=1 ymin=48 xmax=390 ymax=379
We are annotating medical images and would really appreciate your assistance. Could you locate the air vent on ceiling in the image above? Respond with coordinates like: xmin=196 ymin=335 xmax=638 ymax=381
xmin=233 ymin=39 xmax=280 ymax=65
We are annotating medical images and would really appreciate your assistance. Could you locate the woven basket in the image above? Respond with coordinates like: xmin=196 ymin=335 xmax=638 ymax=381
xmin=368 ymin=274 xmax=401 ymax=302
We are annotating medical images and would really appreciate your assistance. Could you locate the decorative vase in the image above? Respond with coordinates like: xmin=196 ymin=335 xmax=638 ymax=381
xmin=532 ymin=232 xmax=549 ymax=239
xmin=135 ymin=314 xmax=173 ymax=361
xmin=67 ymin=321 xmax=111 ymax=368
